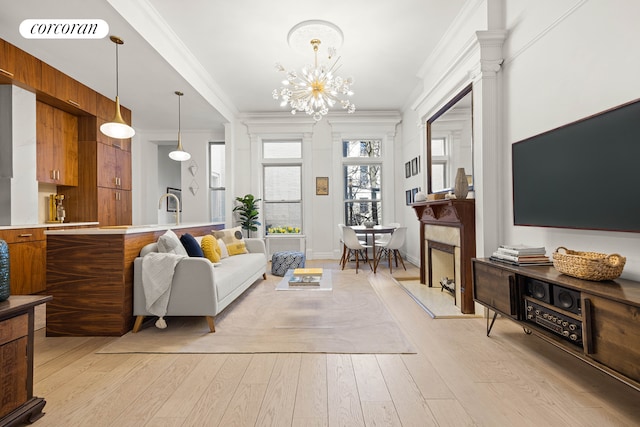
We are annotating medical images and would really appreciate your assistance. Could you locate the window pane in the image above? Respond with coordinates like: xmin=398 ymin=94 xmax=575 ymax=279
xmin=210 ymin=143 xmax=225 ymax=187
xmin=210 ymin=189 xmax=225 ymax=222
xmin=432 ymin=163 xmax=446 ymax=191
xmin=210 ymin=142 xmax=225 ymax=222
xmin=344 ymin=201 xmax=382 ymax=226
xmin=264 ymin=166 xmax=301 ymax=200
xmin=263 ymin=141 xmax=301 ymax=158
xmin=264 ymin=202 xmax=302 ymax=233
xmin=344 ymin=164 xmax=381 ymax=200
xmin=343 ymin=140 xmax=381 ymax=158
xmin=431 ymin=138 xmax=446 ymax=156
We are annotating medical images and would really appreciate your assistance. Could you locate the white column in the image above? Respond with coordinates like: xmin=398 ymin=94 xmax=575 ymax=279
xmin=474 ymin=30 xmax=506 ymax=257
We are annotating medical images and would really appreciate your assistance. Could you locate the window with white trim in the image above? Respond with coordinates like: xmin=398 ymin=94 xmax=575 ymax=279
xmin=263 ymin=140 xmax=302 ymax=234
xmin=343 ymin=139 xmax=382 ymax=226
xmin=209 ymin=142 xmax=225 ymax=222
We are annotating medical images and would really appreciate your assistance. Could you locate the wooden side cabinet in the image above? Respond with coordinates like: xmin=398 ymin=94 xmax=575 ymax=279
xmin=473 ymin=261 xmax=519 ymax=320
xmin=472 ymin=258 xmax=640 ymax=391
xmin=0 ymin=295 xmax=51 ymax=427
xmin=0 ymin=229 xmax=46 ymax=295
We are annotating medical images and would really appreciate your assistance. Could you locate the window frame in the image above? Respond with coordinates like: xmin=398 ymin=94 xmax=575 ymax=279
xmin=209 ymin=141 xmax=225 ymax=223
xmin=342 ymin=139 xmax=383 ymax=226
xmin=262 ymin=139 xmax=303 ymax=235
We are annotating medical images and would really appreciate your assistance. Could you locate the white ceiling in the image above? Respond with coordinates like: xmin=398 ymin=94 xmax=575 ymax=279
xmin=0 ymin=0 xmax=467 ymax=133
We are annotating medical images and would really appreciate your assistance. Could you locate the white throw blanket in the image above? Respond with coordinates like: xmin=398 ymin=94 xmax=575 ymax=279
xmin=141 ymin=252 xmax=185 ymax=329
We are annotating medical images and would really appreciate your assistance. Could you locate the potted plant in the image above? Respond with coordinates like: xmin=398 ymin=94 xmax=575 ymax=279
xmin=233 ymin=194 xmax=261 ymax=237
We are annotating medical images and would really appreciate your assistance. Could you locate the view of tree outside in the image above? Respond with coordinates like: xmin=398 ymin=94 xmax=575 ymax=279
xmin=343 ymin=140 xmax=382 ymax=226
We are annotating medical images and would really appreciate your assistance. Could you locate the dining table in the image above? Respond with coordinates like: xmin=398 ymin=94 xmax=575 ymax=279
xmin=350 ymin=225 xmax=396 ymax=273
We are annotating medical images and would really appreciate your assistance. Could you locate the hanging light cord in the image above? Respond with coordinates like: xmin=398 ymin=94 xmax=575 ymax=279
xmin=114 ymin=40 xmax=119 ymax=97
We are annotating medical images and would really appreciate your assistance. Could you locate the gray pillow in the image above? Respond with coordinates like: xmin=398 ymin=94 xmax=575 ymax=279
xmin=157 ymin=229 xmax=188 ymax=256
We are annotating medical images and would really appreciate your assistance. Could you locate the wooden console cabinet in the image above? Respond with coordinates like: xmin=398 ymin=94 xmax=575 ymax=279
xmin=0 ymin=295 xmax=51 ymax=427
xmin=472 ymin=258 xmax=640 ymax=391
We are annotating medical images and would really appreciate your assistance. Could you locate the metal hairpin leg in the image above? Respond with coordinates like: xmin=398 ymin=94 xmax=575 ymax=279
xmin=486 ymin=310 xmax=498 ymax=336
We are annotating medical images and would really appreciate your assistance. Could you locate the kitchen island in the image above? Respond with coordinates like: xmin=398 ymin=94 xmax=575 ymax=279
xmin=45 ymin=223 xmax=224 ymax=336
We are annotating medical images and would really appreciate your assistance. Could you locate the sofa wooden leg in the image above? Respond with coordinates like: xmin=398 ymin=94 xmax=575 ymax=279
xmin=206 ymin=316 xmax=216 ymax=333
xmin=132 ymin=315 xmax=145 ymax=333
xmin=263 ymin=273 xmax=267 ymax=280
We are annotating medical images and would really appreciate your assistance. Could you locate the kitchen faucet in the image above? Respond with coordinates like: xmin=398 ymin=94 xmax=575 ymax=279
xmin=158 ymin=193 xmax=181 ymax=225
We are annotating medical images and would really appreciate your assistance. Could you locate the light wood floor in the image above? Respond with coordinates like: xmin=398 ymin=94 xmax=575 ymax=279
xmin=32 ymin=260 xmax=640 ymax=426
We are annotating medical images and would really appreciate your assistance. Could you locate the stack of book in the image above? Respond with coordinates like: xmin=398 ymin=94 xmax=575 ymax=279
xmin=288 ymin=267 xmax=323 ymax=286
xmin=490 ymin=244 xmax=552 ymax=266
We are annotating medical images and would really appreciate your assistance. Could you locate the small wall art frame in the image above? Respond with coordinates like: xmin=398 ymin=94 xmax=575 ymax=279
xmin=316 ymin=177 xmax=329 ymax=195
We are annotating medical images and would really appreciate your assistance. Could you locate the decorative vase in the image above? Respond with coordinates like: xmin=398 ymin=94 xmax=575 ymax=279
xmin=454 ymin=167 xmax=469 ymax=200
xmin=0 ymin=239 xmax=9 ymax=302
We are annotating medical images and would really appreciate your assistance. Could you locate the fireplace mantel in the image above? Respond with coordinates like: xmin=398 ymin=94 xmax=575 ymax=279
xmin=412 ymin=199 xmax=476 ymax=313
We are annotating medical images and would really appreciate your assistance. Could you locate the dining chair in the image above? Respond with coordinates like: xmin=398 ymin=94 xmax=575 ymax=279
xmin=375 ymin=222 xmax=400 ymax=246
xmin=375 ymin=222 xmax=400 ymax=259
xmin=337 ymin=224 xmax=347 ymax=266
xmin=375 ymin=226 xmax=407 ymax=273
xmin=341 ymin=226 xmax=372 ymax=273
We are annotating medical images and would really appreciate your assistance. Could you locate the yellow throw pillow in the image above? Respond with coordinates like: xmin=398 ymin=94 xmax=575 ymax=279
xmin=201 ymin=235 xmax=221 ymax=263
xmin=212 ymin=226 xmax=248 ymax=256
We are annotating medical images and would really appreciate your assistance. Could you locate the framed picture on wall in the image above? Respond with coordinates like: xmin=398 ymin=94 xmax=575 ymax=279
xmin=411 ymin=157 xmax=418 ymax=176
xmin=166 ymin=187 xmax=182 ymax=212
xmin=316 ymin=177 xmax=329 ymax=195
xmin=405 ymin=190 xmax=412 ymax=205
xmin=405 ymin=161 xmax=411 ymax=178
xmin=411 ymin=187 xmax=419 ymax=202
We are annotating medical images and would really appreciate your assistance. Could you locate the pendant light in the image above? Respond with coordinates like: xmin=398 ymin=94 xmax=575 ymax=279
xmin=100 ymin=35 xmax=135 ymax=139
xmin=169 ymin=91 xmax=191 ymax=161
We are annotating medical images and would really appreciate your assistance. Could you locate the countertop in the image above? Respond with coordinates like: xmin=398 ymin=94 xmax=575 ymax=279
xmin=0 ymin=222 xmax=99 ymax=230
xmin=44 ymin=222 xmax=225 ymax=235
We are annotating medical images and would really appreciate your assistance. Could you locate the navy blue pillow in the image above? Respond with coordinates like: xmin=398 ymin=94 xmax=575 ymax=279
xmin=180 ymin=233 xmax=204 ymax=257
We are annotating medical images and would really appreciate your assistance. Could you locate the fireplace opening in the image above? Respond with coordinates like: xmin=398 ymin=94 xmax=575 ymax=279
xmin=427 ymin=240 xmax=457 ymax=306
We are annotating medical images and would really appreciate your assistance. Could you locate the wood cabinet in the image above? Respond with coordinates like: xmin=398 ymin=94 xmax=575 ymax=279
xmin=0 ymin=229 xmax=46 ymax=295
xmin=36 ymin=101 xmax=78 ymax=186
xmin=583 ymin=294 xmax=640 ymax=385
xmin=472 ymin=258 xmax=640 ymax=391
xmin=473 ymin=261 xmax=518 ymax=319
xmin=0 ymin=295 xmax=51 ymax=426
xmin=61 ymin=113 xmax=132 ymax=226
xmin=1 ymin=36 xmax=134 ymax=227
xmin=0 ymin=39 xmax=41 ymax=90
xmin=97 ymin=142 xmax=131 ymax=190
xmin=40 ymin=62 xmax=96 ymax=115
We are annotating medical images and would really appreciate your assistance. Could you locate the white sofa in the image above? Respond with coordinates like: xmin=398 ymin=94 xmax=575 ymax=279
xmin=132 ymin=236 xmax=267 ymax=332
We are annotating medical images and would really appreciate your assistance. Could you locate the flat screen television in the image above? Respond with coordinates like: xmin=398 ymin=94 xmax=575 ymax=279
xmin=512 ymin=98 xmax=640 ymax=233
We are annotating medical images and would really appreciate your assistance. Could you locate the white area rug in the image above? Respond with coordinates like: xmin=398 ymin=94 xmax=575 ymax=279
xmin=98 ymin=269 xmax=415 ymax=354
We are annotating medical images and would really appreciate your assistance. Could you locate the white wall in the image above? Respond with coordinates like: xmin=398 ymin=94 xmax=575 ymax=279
xmin=131 ymin=128 xmax=223 ymax=226
xmin=500 ymin=0 xmax=640 ymax=280
xmin=402 ymin=0 xmax=640 ymax=280
xmin=236 ymin=112 xmax=400 ymax=260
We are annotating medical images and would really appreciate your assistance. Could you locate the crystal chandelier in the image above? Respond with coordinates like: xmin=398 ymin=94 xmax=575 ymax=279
xmin=272 ymin=20 xmax=355 ymax=121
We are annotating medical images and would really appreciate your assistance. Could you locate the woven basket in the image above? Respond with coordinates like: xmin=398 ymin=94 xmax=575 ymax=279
xmin=552 ymin=246 xmax=626 ymax=281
